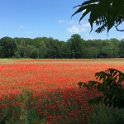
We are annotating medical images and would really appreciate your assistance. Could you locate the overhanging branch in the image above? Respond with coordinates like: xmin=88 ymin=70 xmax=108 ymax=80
xmin=115 ymin=23 xmax=124 ymax=32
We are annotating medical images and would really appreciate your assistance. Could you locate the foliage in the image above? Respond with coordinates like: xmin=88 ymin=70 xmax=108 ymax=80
xmin=0 ymin=35 xmax=123 ymax=58
xmin=78 ymin=68 xmax=124 ymax=108
xmin=66 ymin=34 xmax=83 ymax=58
xmin=86 ymin=103 xmax=124 ymax=124
xmin=73 ymin=0 xmax=124 ymax=33
xmin=0 ymin=37 xmax=17 ymax=58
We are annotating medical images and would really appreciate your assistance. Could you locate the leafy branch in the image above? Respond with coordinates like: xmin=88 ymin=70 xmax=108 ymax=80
xmin=72 ymin=0 xmax=124 ymax=33
xmin=78 ymin=68 xmax=124 ymax=108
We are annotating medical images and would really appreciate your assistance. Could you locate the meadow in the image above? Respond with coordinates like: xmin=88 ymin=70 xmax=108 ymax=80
xmin=0 ymin=59 xmax=124 ymax=124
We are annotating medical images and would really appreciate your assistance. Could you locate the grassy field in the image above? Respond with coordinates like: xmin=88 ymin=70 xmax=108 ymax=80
xmin=0 ymin=58 xmax=124 ymax=64
xmin=0 ymin=59 xmax=124 ymax=124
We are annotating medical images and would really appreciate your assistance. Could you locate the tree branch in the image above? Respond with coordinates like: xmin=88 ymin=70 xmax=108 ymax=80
xmin=115 ymin=23 xmax=124 ymax=32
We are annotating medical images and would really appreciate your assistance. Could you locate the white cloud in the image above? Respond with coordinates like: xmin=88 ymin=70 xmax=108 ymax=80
xmin=67 ymin=23 xmax=90 ymax=34
xmin=83 ymin=23 xmax=90 ymax=28
xmin=67 ymin=26 xmax=83 ymax=34
xmin=58 ymin=19 xmax=91 ymax=34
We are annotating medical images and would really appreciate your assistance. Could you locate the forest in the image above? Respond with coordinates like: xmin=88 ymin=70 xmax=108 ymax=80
xmin=0 ymin=34 xmax=124 ymax=59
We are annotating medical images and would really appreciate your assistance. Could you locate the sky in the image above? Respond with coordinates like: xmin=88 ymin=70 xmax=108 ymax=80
xmin=0 ymin=0 xmax=124 ymax=41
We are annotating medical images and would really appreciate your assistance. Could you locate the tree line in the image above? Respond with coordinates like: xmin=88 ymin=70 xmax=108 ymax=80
xmin=0 ymin=34 xmax=124 ymax=58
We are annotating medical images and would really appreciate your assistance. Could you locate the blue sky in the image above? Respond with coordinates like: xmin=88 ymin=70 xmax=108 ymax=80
xmin=0 ymin=0 xmax=123 ymax=41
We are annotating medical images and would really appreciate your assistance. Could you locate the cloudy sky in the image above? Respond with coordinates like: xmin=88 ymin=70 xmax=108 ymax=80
xmin=0 ymin=0 xmax=123 ymax=41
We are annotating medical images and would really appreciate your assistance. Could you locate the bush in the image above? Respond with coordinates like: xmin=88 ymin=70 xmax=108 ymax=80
xmin=86 ymin=103 xmax=124 ymax=124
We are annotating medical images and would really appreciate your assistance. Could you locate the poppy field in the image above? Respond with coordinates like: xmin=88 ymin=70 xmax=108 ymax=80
xmin=0 ymin=59 xmax=124 ymax=124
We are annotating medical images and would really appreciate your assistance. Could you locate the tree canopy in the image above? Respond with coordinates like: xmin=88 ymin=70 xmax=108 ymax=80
xmin=0 ymin=35 xmax=123 ymax=59
xmin=72 ymin=0 xmax=124 ymax=33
